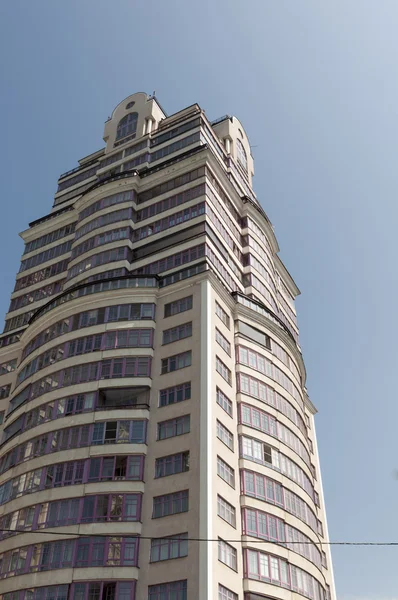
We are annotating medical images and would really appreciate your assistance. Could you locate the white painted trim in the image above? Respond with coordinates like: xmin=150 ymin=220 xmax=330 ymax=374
xmin=199 ymin=279 xmax=213 ymax=600
xmin=311 ymin=416 xmax=337 ymax=600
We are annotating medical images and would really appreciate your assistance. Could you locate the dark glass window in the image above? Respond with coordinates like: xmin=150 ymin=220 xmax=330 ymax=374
xmin=116 ymin=113 xmax=138 ymax=140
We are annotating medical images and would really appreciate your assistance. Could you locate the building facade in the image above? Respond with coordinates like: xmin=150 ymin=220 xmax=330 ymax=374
xmin=0 ymin=92 xmax=336 ymax=600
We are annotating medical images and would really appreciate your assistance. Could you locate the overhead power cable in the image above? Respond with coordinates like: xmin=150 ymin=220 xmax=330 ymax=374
xmin=0 ymin=528 xmax=396 ymax=546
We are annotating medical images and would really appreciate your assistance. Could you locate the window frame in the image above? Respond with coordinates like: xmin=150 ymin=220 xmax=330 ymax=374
xmin=217 ymin=495 xmax=236 ymax=527
xmin=155 ymin=451 xmax=190 ymax=479
xmin=216 ymin=456 xmax=235 ymax=488
xmin=157 ymin=415 xmax=190 ymax=440
xmin=150 ymin=533 xmax=188 ymax=563
xmin=116 ymin=112 xmax=138 ymax=141
xmin=152 ymin=490 xmax=189 ymax=519
xmin=218 ymin=538 xmax=237 ymax=571
xmin=164 ymin=295 xmax=193 ymax=318
xmin=159 ymin=382 xmax=191 ymax=407
xmin=216 ymin=420 xmax=234 ymax=450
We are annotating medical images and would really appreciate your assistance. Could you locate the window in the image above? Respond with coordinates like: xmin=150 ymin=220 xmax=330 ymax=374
xmin=218 ymin=584 xmax=238 ymax=600
xmin=245 ymin=550 xmax=325 ymax=598
xmin=244 ymin=507 xmax=286 ymax=544
xmin=240 ymin=436 xmax=314 ymax=499
xmin=89 ymin=455 xmax=144 ymax=482
xmin=0 ymin=465 xmax=149 ymax=510
xmin=161 ymin=351 xmax=191 ymax=374
xmin=158 ymin=415 xmax=190 ymax=440
xmin=215 ymin=301 xmax=230 ymax=328
xmin=236 ymin=139 xmax=248 ymax=171
xmin=22 ymin=308 xmax=155 ymax=359
xmin=151 ymin=119 xmax=200 ymax=148
xmin=79 ymin=190 xmax=134 ymax=220
xmin=245 ymin=274 xmax=278 ymax=313
xmin=164 ymin=295 xmax=193 ymax=317
xmin=97 ymin=494 xmax=138 ymax=524
xmin=216 ymin=420 xmax=234 ymax=450
xmin=218 ymin=539 xmax=237 ymax=570
xmin=163 ymin=322 xmax=192 ymax=344
xmin=155 ymin=452 xmax=189 ymax=478
xmin=57 ymin=165 xmax=97 ymax=192
xmin=18 ymin=493 xmax=142 ymax=530
xmin=240 ymin=403 xmax=276 ymax=435
xmin=150 ymin=533 xmax=188 ymax=562
xmin=67 ymin=333 xmax=102 ymax=357
xmin=244 ymin=548 xmax=326 ymax=598
xmin=216 ymin=357 xmax=232 ymax=385
xmin=56 ymin=392 xmax=94 ymax=418
xmin=74 ymin=307 xmax=98 ymax=328
xmin=137 ymin=167 xmax=205 ymax=204
xmin=148 ymin=580 xmax=187 ymax=600
xmin=241 ymin=469 xmax=319 ymax=533
xmin=100 ymin=357 xmax=152 ymax=378
xmin=215 ymin=328 xmax=231 ymax=355
xmin=1 ymin=585 xmax=68 ymax=599
xmin=134 ymin=243 xmax=205 ymax=274
xmin=91 ymin=420 xmax=147 ymax=445
xmin=237 ymin=345 xmax=302 ymax=406
xmin=159 ymin=382 xmax=191 ymax=407
xmin=0 ymin=385 xmax=11 ymax=399
xmin=75 ymin=208 xmax=133 ymax=241
xmin=0 ymin=421 xmax=146 ymax=475
xmin=237 ymin=373 xmax=307 ymax=436
xmin=72 ymin=581 xmax=136 ymax=599
xmin=14 ymin=260 xmax=69 ymax=293
xmin=0 ymin=359 xmax=17 ymax=376
xmin=246 ymin=549 xmax=290 ymax=585
xmin=318 ymin=520 xmax=324 ymax=537
xmin=161 ymin=262 xmax=206 ymax=287
xmin=24 ymin=224 xmax=75 ymax=254
xmin=237 ymin=321 xmax=272 ymax=351
xmin=151 ymin=133 xmax=200 ymax=162
xmin=0 ymin=537 xmax=138 ymax=578
xmin=106 ymin=303 xmax=155 ymax=322
xmin=216 ymin=388 xmax=232 ymax=416
xmin=0 ymin=411 xmax=4 ymax=426
xmin=241 ymin=436 xmax=274 ymax=465
xmin=4 ymin=311 xmax=33 ymax=333
xmin=205 ymin=217 xmax=241 ymax=279
xmin=217 ymin=456 xmax=235 ymax=487
xmin=19 ymin=241 xmax=73 ymax=272
xmin=136 ymin=185 xmax=204 ymax=222
xmin=75 ymin=536 xmax=138 ymax=568
xmin=239 ymin=403 xmax=310 ymax=467
xmin=116 ymin=112 xmax=138 ymax=140
xmin=103 ymin=328 xmax=153 ymax=349
xmin=217 ymin=496 xmax=236 ymax=527
xmin=0 ymin=456 xmax=146 ymax=505
xmin=67 ymin=247 xmax=130 ymax=280
xmin=153 ymin=490 xmax=189 ymax=518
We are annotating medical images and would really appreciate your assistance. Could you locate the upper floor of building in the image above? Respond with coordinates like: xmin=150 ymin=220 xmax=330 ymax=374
xmin=51 ymin=92 xmax=255 ymax=210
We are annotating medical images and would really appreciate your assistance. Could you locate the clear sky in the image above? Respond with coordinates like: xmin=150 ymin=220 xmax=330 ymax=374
xmin=0 ymin=1 xmax=397 ymax=597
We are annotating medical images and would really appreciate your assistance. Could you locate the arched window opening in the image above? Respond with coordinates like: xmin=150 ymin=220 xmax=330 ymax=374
xmin=236 ymin=139 xmax=248 ymax=171
xmin=116 ymin=113 xmax=138 ymax=141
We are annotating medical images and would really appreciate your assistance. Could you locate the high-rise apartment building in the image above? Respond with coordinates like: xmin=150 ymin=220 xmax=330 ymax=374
xmin=0 ymin=92 xmax=335 ymax=600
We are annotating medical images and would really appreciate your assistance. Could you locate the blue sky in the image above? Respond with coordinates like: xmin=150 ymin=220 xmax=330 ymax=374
xmin=1 ymin=1 xmax=397 ymax=597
